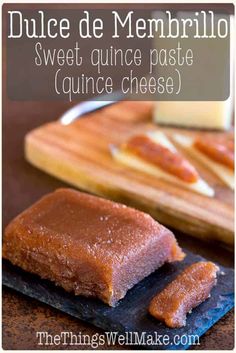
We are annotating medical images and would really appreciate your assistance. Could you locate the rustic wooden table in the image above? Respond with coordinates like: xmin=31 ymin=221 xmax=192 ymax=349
xmin=2 ymin=98 xmax=234 ymax=350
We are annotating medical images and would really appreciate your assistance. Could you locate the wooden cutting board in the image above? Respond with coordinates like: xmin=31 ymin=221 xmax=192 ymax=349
xmin=25 ymin=101 xmax=234 ymax=247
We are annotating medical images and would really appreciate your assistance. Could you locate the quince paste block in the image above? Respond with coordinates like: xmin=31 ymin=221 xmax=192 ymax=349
xmin=3 ymin=188 xmax=184 ymax=306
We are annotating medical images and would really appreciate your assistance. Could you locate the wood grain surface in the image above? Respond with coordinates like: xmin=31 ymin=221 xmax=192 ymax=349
xmin=25 ymin=101 xmax=234 ymax=247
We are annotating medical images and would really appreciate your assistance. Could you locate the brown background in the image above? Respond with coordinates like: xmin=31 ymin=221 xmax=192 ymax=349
xmin=2 ymin=3 xmax=234 ymax=350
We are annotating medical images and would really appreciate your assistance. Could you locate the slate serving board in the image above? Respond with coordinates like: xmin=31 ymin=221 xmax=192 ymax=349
xmin=2 ymin=250 xmax=234 ymax=350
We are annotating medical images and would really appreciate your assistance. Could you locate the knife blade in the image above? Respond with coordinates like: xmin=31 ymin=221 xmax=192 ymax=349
xmin=59 ymin=91 xmax=124 ymax=125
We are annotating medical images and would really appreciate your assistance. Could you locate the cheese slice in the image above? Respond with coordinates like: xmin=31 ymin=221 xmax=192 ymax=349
xmin=173 ymin=134 xmax=234 ymax=190
xmin=111 ymin=131 xmax=214 ymax=197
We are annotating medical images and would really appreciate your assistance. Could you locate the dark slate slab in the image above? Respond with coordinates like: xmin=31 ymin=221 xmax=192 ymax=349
xmin=2 ymin=250 xmax=234 ymax=350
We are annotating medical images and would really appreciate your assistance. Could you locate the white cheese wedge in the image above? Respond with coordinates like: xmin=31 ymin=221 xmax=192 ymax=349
xmin=153 ymin=100 xmax=233 ymax=130
xmin=146 ymin=131 xmax=177 ymax=152
xmin=111 ymin=131 xmax=214 ymax=197
xmin=173 ymin=134 xmax=234 ymax=190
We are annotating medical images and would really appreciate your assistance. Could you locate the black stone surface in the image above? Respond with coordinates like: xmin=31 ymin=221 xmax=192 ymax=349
xmin=2 ymin=250 xmax=234 ymax=350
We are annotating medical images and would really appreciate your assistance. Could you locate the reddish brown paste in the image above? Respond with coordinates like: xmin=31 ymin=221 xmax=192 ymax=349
xmin=194 ymin=134 xmax=234 ymax=170
xmin=124 ymin=135 xmax=199 ymax=183
xmin=149 ymin=262 xmax=219 ymax=328
xmin=3 ymin=188 xmax=184 ymax=306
